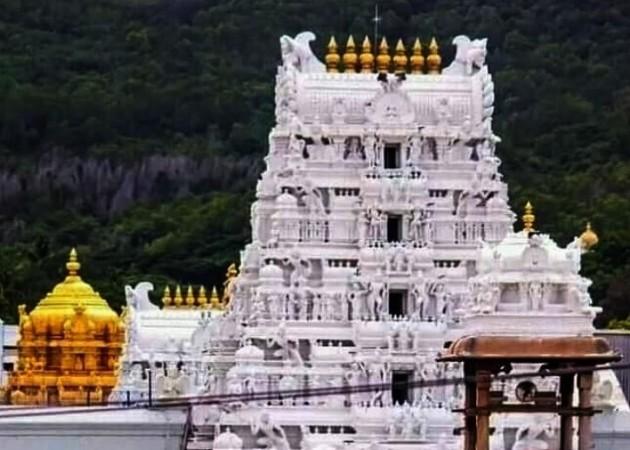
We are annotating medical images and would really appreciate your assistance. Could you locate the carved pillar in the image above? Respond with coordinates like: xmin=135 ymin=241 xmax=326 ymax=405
xmin=578 ymin=371 xmax=594 ymax=450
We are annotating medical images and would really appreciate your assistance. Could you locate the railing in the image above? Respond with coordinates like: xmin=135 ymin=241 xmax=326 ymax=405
xmin=299 ymin=219 xmax=329 ymax=242
xmin=430 ymin=220 xmax=508 ymax=245
xmin=277 ymin=218 xmax=356 ymax=244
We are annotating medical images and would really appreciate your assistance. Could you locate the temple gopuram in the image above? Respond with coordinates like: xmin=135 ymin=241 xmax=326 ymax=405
xmin=1 ymin=31 xmax=629 ymax=450
xmin=105 ymin=32 xmax=629 ymax=450
xmin=8 ymin=248 xmax=124 ymax=405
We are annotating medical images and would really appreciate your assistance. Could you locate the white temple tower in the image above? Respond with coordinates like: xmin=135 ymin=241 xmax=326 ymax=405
xmin=111 ymin=32 xmax=628 ymax=450
xmin=194 ymin=32 xmax=512 ymax=450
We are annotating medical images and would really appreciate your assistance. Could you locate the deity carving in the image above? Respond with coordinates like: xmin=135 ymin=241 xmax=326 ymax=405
xmin=528 ymin=281 xmax=545 ymax=311
xmin=344 ymin=358 xmax=368 ymax=406
xmin=250 ymin=411 xmax=291 ymax=450
xmin=222 ymin=263 xmax=239 ymax=306
xmin=351 ymin=273 xmax=387 ymax=321
xmin=411 ymin=279 xmax=429 ymax=320
xmin=405 ymin=134 xmax=423 ymax=166
xmin=363 ymin=132 xmax=382 ymax=167
xmin=283 ymin=249 xmax=312 ymax=287
xmin=359 ymin=205 xmax=386 ymax=244
xmin=366 ymin=84 xmax=415 ymax=124
xmin=407 ymin=208 xmax=431 ymax=246
xmin=386 ymin=245 xmax=412 ymax=274
xmin=267 ymin=322 xmax=303 ymax=366
xmin=434 ymin=97 xmax=451 ymax=129
xmin=331 ymin=98 xmax=346 ymax=125
xmin=343 ymin=136 xmax=363 ymax=160
xmin=156 ymin=362 xmax=192 ymax=398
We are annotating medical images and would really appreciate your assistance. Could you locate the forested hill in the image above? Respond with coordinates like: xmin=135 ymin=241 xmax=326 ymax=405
xmin=1 ymin=0 xmax=629 ymax=326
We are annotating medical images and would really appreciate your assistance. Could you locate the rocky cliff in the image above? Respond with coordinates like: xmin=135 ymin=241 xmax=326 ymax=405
xmin=0 ymin=150 xmax=260 ymax=237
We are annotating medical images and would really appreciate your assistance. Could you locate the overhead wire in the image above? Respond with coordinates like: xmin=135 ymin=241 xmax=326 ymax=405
xmin=0 ymin=362 xmax=628 ymax=420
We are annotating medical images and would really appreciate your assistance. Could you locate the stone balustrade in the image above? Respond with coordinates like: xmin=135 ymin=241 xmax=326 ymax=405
xmin=430 ymin=219 xmax=508 ymax=245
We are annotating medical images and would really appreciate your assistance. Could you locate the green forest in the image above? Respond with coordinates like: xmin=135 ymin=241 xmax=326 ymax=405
xmin=0 ymin=0 xmax=629 ymax=327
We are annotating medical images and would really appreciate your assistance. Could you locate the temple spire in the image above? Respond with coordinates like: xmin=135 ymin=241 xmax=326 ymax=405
xmin=359 ymin=36 xmax=374 ymax=73
xmin=393 ymin=39 xmax=408 ymax=74
xmin=185 ymin=285 xmax=195 ymax=307
xmin=376 ymin=37 xmax=391 ymax=73
xmin=210 ymin=286 xmax=221 ymax=309
xmin=174 ymin=285 xmax=183 ymax=307
xmin=325 ymin=36 xmax=340 ymax=72
xmin=427 ymin=37 xmax=442 ymax=74
xmin=522 ymin=201 xmax=535 ymax=233
xmin=66 ymin=248 xmax=81 ymax=278
xmin=342 ymin=35 xmax=358 ymax=72
xmin=162 ymin=286 xmax=172 ymax=308
xmin=198 ymin=286 xmax=208 ymax=308
xmin=410 ymin=38 xmax=424 ymax=74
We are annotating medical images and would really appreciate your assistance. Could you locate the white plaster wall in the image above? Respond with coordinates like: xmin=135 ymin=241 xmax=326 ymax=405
xmin=0 ymin=408 xmax=187 ymax=450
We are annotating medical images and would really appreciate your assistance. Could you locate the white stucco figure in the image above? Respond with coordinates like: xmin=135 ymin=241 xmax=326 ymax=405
xmin=125 ymin=282 xmax=158 ymax=311
xmin=279 ymin=32 xmax=325 ymax=73
xmin=443 ymin=35 xmax=488 ymax=76
xmin=251 ymin=412 xmax=290 ymax=450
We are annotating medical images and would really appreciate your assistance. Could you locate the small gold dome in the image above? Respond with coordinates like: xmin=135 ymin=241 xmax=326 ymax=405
xmin=28 ymin=248 xmax=120 ymax=338
xmin=11 ymin=248 xmax=124 ymax=406
xmin=579 ymin=222 xmax=599 ymax=250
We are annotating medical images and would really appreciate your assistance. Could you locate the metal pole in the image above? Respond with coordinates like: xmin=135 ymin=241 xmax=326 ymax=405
xmin=372 ymin=4 xmax=380 ymax=52
xmin=560 ymin=373 xmax=574 ymax=450
xmin=147 ymin=368 xmax=153 ymax=407
xmin=0 ymin=319 xmax=4 ymax=387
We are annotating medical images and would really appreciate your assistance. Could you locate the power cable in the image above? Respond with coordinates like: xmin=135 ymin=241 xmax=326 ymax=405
xmin=0 ymin=362 xmax=628 ymax=420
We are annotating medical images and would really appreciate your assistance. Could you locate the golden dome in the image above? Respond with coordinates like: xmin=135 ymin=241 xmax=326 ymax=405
xmin=28 ymin=248 xmax=120 ymax=338
xmin=579 ymin=222 xmax=599 ymax=250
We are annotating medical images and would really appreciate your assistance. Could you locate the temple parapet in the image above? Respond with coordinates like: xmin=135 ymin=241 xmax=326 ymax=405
xmin=277 ymin=32 xmax=495 ymax=140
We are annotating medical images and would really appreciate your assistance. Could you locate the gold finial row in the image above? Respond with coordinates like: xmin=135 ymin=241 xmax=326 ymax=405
xmin=326 ymin=36 xmax=441 ymax=74
xmin=522 ymin=201 xmax=535 ymax=233
xmin=162 ymin=285 xmax=224 ymax=310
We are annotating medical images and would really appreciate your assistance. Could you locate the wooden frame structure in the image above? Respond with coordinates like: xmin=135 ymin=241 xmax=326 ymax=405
xmin=439 ymin=335 xmax=620 ymax=450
